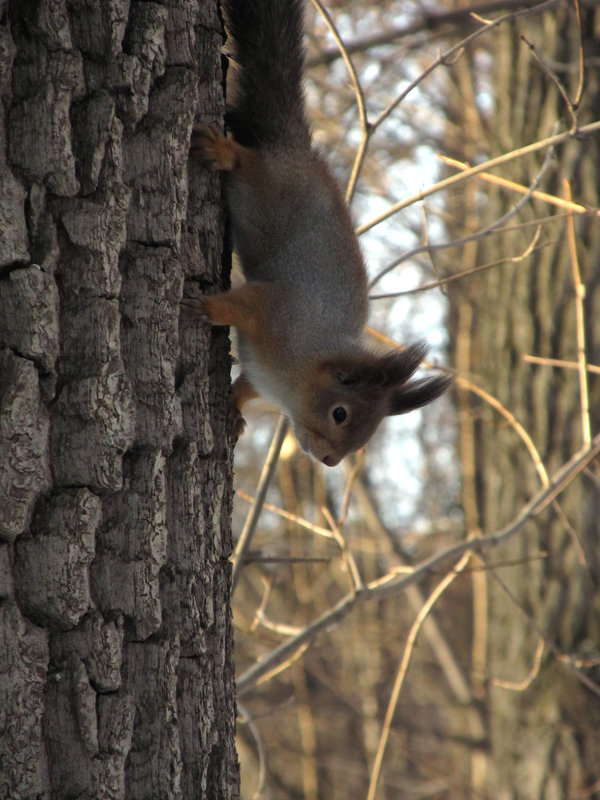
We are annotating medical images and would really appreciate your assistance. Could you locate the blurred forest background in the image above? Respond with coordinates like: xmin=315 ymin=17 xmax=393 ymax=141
xmin=230 ymin=1 xmax=600 ymax=798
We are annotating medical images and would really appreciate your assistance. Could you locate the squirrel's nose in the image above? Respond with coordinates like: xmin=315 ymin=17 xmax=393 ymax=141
xmin=321 ymin=455 xmax=339 ymax=467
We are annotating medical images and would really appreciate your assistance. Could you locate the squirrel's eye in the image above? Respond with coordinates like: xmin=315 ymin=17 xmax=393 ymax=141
xmin=332 ymin=406 xmax=347 ymax=424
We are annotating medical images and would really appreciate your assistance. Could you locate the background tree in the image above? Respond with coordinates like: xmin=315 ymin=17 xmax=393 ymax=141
xmin=0 ymin=1 xmax=239 ymax=798
xmin=444 ymin=2 xmax=600 ymax=795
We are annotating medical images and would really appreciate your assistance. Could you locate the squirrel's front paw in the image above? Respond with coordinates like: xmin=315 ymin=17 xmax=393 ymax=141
xmin=190 ymin=124 xmax=238 ymax=171
xmin=180 ymin=296 xmax=211 ymax=323
xmin=227 ymin=400 xmax=247 ymax=441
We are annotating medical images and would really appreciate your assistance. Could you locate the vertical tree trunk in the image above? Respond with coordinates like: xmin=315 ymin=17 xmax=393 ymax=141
xmin=0 ymin=1 xmax=239 ymax=798
xmin=446 ymin=6 xmax=600 ymax=797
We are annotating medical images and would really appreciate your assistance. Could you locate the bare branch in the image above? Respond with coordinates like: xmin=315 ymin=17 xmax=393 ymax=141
xmin=237 ymin=435 xmax=600 ymax=695
xmin=232 ymin=418 xmax=289 ymax=591
xmin=238 ymin=701 xmax=268 ymax=800
xmin=371 ymin=0 xmax=561 ymax=131
xmin=437 ymin=153 xmax=599 ymax=215
xmin=237 ymin=489 xmax=335 ymax=540
xmin=492 ymin=637 xmax=545 ymax=691
xmin=367 ymin=552 xmax=472 ymax=800
xmin=309 ymin=0 xmax=370 ymax=204
xmin=489 ymin=569 xmax=600 ymax=698
xmin=564 ymin=178 xmax=591 ymax=447
xmin=521 ymin=33 xmax=578 ymax=130
xmin=522 ymin=355 xmax=600 ymax=375
xmin=369 ymin=142 xmax=555 ymax=290
xmin=321 ymin=505 xmax=363 ymax=592
xmin=369 ymin=225 xmax=547 ymax=299
xmin=306 ymin=0 xmax=555 ymax=68
xmin=357 ymin=120 xmax=600 ymax=236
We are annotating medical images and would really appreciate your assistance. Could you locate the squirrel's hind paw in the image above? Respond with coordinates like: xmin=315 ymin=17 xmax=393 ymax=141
xmin=180 ymin=296 xmax=211 ymax=323
xmin=190 ymin=124 xmax=238 ymax=172
xmin=227 ymin=401 xmax=247 ymax=441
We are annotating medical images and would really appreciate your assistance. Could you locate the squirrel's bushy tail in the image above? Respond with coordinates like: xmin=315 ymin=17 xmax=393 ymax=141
xmin=223 ymin=0 xmax=311 ymax=150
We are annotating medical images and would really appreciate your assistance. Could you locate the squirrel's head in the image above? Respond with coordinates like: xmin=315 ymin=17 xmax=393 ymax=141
xmin=292 ymin=342 xmax=452 ymax=467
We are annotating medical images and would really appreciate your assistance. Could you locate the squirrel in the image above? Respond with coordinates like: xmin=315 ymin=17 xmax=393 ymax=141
xmin=182 ymin=0 xmax=452 ymax=467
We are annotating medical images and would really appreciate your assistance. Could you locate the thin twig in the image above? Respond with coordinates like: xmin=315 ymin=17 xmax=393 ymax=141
xmin=368 ymin=132 xmax=556 ymax=288
xmin=245 ymin=555 xmax=331 ymax=565
xmin=564 ymin=178 xmax=591 ymax=447
xmin=238 ymin=487 xmax=362 ymax=589
xmin=237 ymin=435 xmax=600 ymax=695
xmin=237 ymin=489 xmax=335 ymax=540
xmin=321 ymin=506 xmax=363 ymax=592
xmin=253 ymin=642 xmax=311 ymax=688
xmin=489 ymin=568 xmax=600 ymax=698
xmin=370 ymin=228 xmax=546 ymax=299
xmin=437 ymin=153 xmax=598 ymax=215
xmin=309 ymin=0 xmax=370 ymax=204
xmin=521 ymin=33 xmax=578 ymax=131
xmin=356 ymin=119 xmax=600 ymax=236
xmin=371 ymin=0 xmax=561 ymax=131
xmin=493 ymin=637 xmax=545 ymax=691
xmin=522 ymin=355 xmax=600 ymax=375
xmin=238 ymin=702 xmax=268 ymax=800
xmin=552 ymin=497 xmax=587 ymax=567
xmin=255 ymin=612 xmax=304 ymax=638
xmin=366 ymin=552 xmax=472 ymax=800
xmin=306 ymin=0 xmax=553 ymax=68
xmin=231 ymin=418 xmax=289 ymax=591
xmin=337 ymin=450 xmax=363 ymax=526
xmin=250 ymin=576 xmax=274 ymax=634
xmin=571 ymin=0 xmax=585 ymax=109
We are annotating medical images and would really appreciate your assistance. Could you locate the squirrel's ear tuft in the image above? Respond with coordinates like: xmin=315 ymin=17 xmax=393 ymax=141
xmin=333 ymin=342 xmax=443 ymax=393
xmin=379 ymin=341 xmax=430 ymax=386
xmin=388 ymin=373 xmax=453 ymax=416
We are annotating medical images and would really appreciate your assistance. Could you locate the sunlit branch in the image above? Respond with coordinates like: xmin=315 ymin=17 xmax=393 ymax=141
xmin=232 ymin=418 xmax=289 ymax=591
xmin=438 ymin=153 xmax=599 ymax=215
xmin=357 ymin=120 xmax=600 ymax=236
xmin=492 ymin=636 xmax=545 ymax=691
xmin=368 ymin=137 xmax=554 ymax=289
xmin=366 ymin=552 xmax=472 ymax=800
xmin=237 ymin=434 xmax=600 ymax=695
xmin=309 ymin=0 xmax=370 ymax=204
xmin=564 ymin=178 xmax=591 ymax=448
xmin=522 ymin=355 xmax=600 ymax=376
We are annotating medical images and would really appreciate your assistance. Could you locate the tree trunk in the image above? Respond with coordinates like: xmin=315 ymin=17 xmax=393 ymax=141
xmin=0 ymin=1 xmax=239 ymax=798
xmin=446 ymin=6 xmax=600 ymax=797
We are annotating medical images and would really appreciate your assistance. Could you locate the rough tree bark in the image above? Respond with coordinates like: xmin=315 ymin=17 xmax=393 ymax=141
xmin=446 ymin=5 xmax=600 ymax=798
xmin=0 ymin=1 xmax=239 ymax=798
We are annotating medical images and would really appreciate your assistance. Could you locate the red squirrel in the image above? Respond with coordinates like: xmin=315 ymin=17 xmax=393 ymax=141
xmin=182 ymin=0 xmax=451 ymax=467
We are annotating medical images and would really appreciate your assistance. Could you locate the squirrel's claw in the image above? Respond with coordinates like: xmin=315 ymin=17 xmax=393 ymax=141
xmin=190 ymin=123 xmax=239 ymax=172
xmin=180 ymin=296 xmax=211 ymax=323
xmin=190 ymin=123 xmax=218 ymax=157
xmin=227 ymin=401 xmax=247 ymax=441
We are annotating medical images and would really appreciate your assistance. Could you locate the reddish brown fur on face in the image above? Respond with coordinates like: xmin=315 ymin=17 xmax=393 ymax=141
xmin=291 ymin=348 xmax=452 ymax=464
xmin=294 ymin=360 xmax=388 ymax=463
